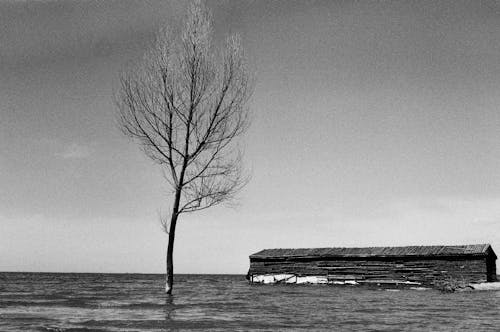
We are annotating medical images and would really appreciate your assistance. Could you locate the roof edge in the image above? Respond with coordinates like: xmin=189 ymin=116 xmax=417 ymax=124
xmin=249 ymin=244 xmax=495 ymax=259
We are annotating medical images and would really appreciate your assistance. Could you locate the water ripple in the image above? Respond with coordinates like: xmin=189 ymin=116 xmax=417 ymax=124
xmin=1 ymin=272 xmax=500 ymax=331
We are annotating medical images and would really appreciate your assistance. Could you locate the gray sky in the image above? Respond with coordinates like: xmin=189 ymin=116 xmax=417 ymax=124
xmin=2 ymin=0 xmax=500 ymax=274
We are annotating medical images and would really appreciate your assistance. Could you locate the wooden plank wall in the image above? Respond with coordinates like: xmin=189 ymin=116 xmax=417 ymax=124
xmin=248 ymin=258 xmax=488 ymax=285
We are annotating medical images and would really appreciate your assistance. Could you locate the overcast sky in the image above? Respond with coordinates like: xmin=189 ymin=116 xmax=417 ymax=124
xmin=2 ymin=0 xmax=500 ymax=274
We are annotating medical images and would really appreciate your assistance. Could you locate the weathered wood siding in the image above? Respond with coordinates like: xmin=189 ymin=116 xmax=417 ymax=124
xmin=248 ymin=257 xmax=489 ymax=285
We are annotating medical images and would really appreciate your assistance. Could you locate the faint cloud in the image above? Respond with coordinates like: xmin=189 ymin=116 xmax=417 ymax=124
xmin=57 ymin=143 xmax=94 ymax=160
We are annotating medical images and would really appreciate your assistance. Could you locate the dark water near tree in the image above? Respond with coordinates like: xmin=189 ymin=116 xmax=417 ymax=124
xmin=1 ymin=272 xmax=500 ymax=331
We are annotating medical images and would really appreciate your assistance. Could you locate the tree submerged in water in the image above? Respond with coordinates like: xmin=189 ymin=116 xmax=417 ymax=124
xmin=116 ymin=0 xmax=253 ymax=294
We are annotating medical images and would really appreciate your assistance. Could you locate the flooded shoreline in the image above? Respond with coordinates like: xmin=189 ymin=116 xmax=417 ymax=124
xmin=1 ymin=272 xmax=499 ymax=331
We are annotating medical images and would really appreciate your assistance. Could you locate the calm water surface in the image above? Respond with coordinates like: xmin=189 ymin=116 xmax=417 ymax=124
xmin=1 ymin=272 xmax=500 ymax=331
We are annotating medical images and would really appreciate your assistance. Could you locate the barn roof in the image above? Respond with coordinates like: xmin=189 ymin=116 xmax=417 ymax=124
xmin=250 ymin=244 xmax=496 ymax=260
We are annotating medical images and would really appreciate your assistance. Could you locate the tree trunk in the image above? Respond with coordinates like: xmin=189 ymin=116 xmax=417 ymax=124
xmin=165 ymin=212 xmax=178 ymax=294
xmin=165 ymin=186 xmax=182 ymax=294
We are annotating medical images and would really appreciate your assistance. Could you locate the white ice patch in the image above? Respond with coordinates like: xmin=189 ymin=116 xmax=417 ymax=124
xmin=344 ymin=280 xmax=358 ymax=285
xmin=251 ymin=274 xmax=295 ymax=284
xmin=296 ymin=276 xmax=328 ymax=284
xmin=470 ymin=282 xmax=500 ymax=291
xmin=274 ymin=274 xmax=295 ymax=283
xmin=330 ymin=281 xmax=345 ymax=285
xmin=251 ymin=275 xmax=275 ymax=284
xmin=251 ymin=274 xmax=362 ymax=285
xmin=399 ymin=281 xmax=421 ymax=285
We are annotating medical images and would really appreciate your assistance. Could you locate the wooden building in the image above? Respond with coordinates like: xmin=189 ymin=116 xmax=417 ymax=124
xmin=247 ymin=244 xmax=497 ymax=286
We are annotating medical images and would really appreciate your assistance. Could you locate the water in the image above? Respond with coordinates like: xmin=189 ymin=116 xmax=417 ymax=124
xmin=1 ymin=273 xmax=500 ymax=331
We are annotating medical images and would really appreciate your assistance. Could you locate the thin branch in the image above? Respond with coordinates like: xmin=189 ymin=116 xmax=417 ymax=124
xmin=115 ymin=0 xmax=253 ymax=218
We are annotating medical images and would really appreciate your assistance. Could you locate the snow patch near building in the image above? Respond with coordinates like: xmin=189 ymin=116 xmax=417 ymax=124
xmin=470 ymin=282 xmax=500 ymax=291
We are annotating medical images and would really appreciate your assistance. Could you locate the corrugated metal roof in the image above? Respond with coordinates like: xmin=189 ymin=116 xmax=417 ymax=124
xmin=250 ymin=244 xmax=495 ymax=259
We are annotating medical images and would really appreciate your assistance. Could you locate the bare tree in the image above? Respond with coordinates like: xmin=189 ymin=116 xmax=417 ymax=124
xmin=116 ymin=0 xmax=252 ymax=294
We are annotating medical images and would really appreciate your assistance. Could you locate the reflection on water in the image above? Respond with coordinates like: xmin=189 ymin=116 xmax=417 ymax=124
xmin=1 ymin=272 xmax=500 ymax=331
xmin=164 ymin=295 xmax=174 ymax=322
